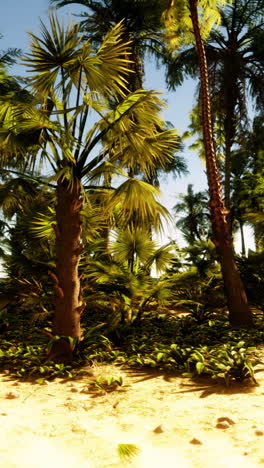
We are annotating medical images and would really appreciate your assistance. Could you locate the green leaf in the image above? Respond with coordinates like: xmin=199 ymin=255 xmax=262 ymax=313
xmin=35 ymin=378 xmax=46 ymax=384
xmin=156 ymin=352 xmax=165 ymax=362
xmin=192 ymin=350 xmax=205 ymax=362
xmin=196 ymin=361 xmax=205 ymax=374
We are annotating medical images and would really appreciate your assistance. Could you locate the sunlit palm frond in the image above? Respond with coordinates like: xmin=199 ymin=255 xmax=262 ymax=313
xmin=102 ymin=90 xmax=166 ymax=130
xmin=83 ymin=91 xmax=106 ymax=114
xmin=96 ymin=90 xmax=179 ymax=176
xmin=87 ymin=161 xmax=127 ymax=184
xmin=146 ymin=243 xmax=175 ymax=274
xmin=22 ymin=12 xmax=82 ymax=95
xmin=121 ymin=128 xmax=179 ymax=178
xmin=111 ymin=228 xmax=155 ymax=265
xmin=117 ymin=444 xmax=141 ymax=463
xmin=109 ymin=178 xmax=170 ymax=231
xmin=0 ymin=177 xmax=38 ymax=218
xmin=0 ymin=98 xmax=54 ymax=165
xmin=30 ymin=207 xmax=56 ymax=240
xmin=164 ymin=0 xmax=225 ymax=47
xmin=95 ymin=21 xmax=132 ymax=96
xmin=67 ymin=20 xmax=132 ymax=97
xmin=48 ymin=165 xmax=75 ymax=187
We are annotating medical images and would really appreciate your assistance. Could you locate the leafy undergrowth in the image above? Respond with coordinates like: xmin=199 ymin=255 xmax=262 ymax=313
xmin=0 ymin=309 xmax=264 ymax=386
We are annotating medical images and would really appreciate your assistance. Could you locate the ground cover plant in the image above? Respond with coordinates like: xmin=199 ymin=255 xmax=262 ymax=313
xmin=1 ymin=303 xmax=263 ymax=386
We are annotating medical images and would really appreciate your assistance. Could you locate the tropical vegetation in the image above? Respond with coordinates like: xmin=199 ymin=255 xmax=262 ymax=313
xmin=0 ymin=1 xmax=263 ymax=386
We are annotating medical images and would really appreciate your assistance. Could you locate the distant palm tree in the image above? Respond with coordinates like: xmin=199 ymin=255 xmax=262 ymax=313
xmin=232 ymin=114 xmax=264 ymax=252
xmin=173 ymin=184 xmax=209 ymax=245
xmin=0 ymin=33 xmax=21 ymax=67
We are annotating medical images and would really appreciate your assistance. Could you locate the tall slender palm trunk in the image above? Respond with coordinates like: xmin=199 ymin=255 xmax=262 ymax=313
xmin=224 ymin=115 xmax=233 ymax=214
xmin=189 ymin=0 xmax=253 ymax=327
xmin=222 ymin=32 xmax=237 ymax=214
xmin=239 ymin=219 xmax=246 ymax=256
xmin=49 ymin=181 xmax=84 ymax=361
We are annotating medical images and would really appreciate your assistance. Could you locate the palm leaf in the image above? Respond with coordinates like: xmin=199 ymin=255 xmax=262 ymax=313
xmin=146 ymin=243 xmax=175 ymax=274
xmin=111 ymin=228 xmax=155 ymax=265
xmin=117 ymin=444 xmax=141 ymax=462
xmin=30 ymin=207 xmax=56 ymax=240
xmin=22 ymin=13 xmax=82 ymax=95
xmin=109 ymin=178 xmax=170 ymax=231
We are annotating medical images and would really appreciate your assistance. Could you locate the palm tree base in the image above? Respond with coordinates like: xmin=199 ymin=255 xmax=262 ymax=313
xmin=217 ymin=242 xmax=254 ymax=327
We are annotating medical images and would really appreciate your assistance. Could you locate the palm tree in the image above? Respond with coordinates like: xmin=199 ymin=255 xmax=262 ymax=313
xmin=50 ymin=1 xmax=188 ymax=182
xmin=0 ymin=177 xmax=56 ymax=315
xmin=204 ymin=0 xmax=264 ymax=211
xmin=166 ymin=0 xmax=264 ymax=211
xmin=0 ymin=35 xmax=21 ymax=68
xmin=165 ymin=0 xmax=253 ymax=326
xmin=232 ymin=114 xmax=264 ymax=252
xmin=50 ymin=0 xmax=168 ymax=91
xmin=0 ymin=13 xmax=179 ymax=360
xmin=51 ymin=0 xmax=187 ymax=250
xmin=173 ymin=184 xmax=209 ymax=244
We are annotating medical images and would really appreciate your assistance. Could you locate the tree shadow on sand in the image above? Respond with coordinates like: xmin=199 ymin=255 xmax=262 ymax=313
xmin=123 ymin=365 xmax=264 ymax=398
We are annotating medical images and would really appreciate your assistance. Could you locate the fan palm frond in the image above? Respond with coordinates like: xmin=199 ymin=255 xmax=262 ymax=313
xmin=30 ymin=207 xmax=56 ymax=240
xmin=117 ymin=444 xmax=141 ymax=462
xmin=146 ymin=243 xmax=175 ymax=274
xmin=111 ymin=228 xmax=155 ymax=265
xmin=109 ymin=178 xmax=170 ymax=231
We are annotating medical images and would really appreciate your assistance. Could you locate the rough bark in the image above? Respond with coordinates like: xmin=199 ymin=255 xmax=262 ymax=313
xmin=49 ymin=181 xmax=84 ymax=361
xmin=189 ymin=0 xmax=253 ymax=327
xmin=120 ymin=30 xmax=144 ymax=93
xmin=130 ymin=47 xmax=144 ymax=91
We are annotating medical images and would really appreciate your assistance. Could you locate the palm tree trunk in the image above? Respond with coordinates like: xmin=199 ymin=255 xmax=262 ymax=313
xmin=254 ymin=225 xmax=263 ymax=252
xmin=189 ymin=0 xmax=253 ymax=327
xmin=223 ymin=32 xmax=237 ymax=214
xmin=49 ymin=181 xmax=84 ymax=361
xmin=239 ymin=219 xmax=246 ymax=256
xmin=224 ymin=126 xmax=232 ymax=213
xmin=130 ymin=48 xmax=144 ymax=91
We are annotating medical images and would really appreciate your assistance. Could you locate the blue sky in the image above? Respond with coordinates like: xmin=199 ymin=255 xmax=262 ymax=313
xmin=0 ymin=0 xmax=254 ymax=251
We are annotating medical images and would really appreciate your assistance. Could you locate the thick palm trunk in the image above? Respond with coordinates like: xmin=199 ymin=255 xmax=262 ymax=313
xmin=189 ymin=0 xmax=253 ymax=327
xmin=49 ymin=181 xmax=84 ymax=361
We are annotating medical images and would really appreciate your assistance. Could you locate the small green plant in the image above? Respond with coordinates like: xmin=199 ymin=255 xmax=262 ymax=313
xmin=185 ymin=342 xmax=261 ymax=385
xmin=188 ymin=305 xmax=214 ymax=324
xmin=46 ymin=334 xmax=79 ymax=354
xmin=90 ymin=375 xmax=124 ymax=393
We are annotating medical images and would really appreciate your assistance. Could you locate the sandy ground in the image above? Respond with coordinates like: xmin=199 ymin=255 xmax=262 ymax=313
xmin=0 ymin=358 xmax=264 ymax=468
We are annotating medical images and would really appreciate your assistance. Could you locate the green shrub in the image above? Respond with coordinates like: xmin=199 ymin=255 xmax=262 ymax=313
xmin=185 ymin=342 xmax=260 ymax=385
